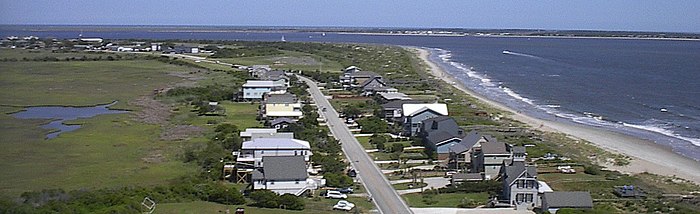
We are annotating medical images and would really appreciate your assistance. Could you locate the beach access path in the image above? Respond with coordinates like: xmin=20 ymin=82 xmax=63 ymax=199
xmin=298 ymin=75 xmax=413 ymax=214
xmin=409 ymin=47 xmax=700 ymax=184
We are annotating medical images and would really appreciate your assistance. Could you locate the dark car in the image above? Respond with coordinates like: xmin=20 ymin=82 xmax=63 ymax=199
xmin=347 ymin=169 xmax=357 ymax=177
xmin=336 ymin=187 xmax=354 ymax=194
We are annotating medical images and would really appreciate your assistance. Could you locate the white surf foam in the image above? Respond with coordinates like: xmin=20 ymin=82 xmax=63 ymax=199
xmin=623 ymin=122 xmax=700 ymax=147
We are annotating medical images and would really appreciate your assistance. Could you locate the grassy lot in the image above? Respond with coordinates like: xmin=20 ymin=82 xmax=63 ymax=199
xmin=170 ymin=101 xmax=262 ymax=129
xmin=0 ymin=60 xmax=192 ymax=108
xmin=216 ymin=50 xmax=344 ymax=72
xmin=158 ymin=195 xmax=375 ymax=214
xmin=0 ymin=58 xmax=216 ymax=197
xmin=402 ymin=192 xmax=489 ymax=208
xmin=357 ymin=136 xmax=372 ymax=149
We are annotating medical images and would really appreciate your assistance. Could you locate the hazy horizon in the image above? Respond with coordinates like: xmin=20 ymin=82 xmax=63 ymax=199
xmin=1 ymin=1 xmax=699 ymax=33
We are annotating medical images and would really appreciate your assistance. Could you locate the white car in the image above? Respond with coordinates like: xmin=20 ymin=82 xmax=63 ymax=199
xmin=333 ymin=200 xmax=355 ymax=211
xmin=325 ymin=190 xmax=348 ymax=199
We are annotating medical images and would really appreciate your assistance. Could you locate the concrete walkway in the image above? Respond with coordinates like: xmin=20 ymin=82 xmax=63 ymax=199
xmin=411 ymin=208 xmax=533 ymax=214
xmin=395 ymin=177 xmax=450 ymax=195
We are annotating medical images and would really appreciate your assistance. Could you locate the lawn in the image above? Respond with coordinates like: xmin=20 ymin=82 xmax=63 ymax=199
xmin=158 ymin=196 xmax=375 ymax=214
xmin=170 ymin=101 xmax=262 ymax=130
xmin=401 ymin=192 xmax=489 ymax=208
xmin=0 ymin=59 xmax=211 ymax=197
xmin=0 ymin=60 xmax=192 ymax=108
xmin=216 ymin=50 xmax=344 ymax=72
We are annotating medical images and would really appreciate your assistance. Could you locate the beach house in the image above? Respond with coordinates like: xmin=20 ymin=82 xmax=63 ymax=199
xmin=471 ymin=139 xmax=512 ymax=180
xmin=261 ymin=93 xmax=303 ymax=119
xmin=501 ymin=160 xmax=539 ymax=210
xmin=402 ymin=103 xmax=448 ymax=136
xmin=252 ymin=156 xmax=322 ymax=196
xmin=419 ymin=116 xmax=465 ymax=160
xmin=241 ymin=80 xmax=287 ymax=100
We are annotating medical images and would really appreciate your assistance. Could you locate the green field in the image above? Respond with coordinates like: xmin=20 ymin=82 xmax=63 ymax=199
xmin=401 ymin=192 xmax=489 ymax=208
xmin=158 ymin=196 xmax=375 ymax=214
xmin=0 ymin=58 xmax=215 ymax=197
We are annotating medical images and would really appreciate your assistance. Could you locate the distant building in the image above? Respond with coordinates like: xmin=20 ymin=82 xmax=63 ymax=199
xmin=380 ymin=100 xmax=424 ymax=121
xmin=240 ymin=128 xmax=278 ymax=141
xmin=269 ymin=117 xmax=296 ymax=129
xmin=402 ymin=103 xmax=448 ymax=136
xmin=377 ymin=92 xmax=410 ymax=102
xmin=237 ymin=138 xmax=312 ymax=168
xmin=241 ymin=80 xmax=287 ymax=100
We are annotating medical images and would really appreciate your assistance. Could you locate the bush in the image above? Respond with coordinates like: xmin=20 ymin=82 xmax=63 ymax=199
xmin=357 ymin=116 xmax=388 ymax=133
xmin=584 ymin=165 xmax=601 ymax=175
xmin=279 ymin=194 xmax=305 ymax=210
xmin=324 ymin=173 xmax=354 ymax=188
xmin=250 ymin=190 xmax=279 ymax=208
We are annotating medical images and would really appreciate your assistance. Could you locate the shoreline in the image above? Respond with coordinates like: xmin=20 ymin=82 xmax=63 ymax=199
xmin=407 ymin=46 xmax=700 ymax=184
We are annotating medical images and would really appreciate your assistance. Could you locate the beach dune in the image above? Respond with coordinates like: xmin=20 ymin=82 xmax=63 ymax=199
xmin=410 ymin=47 xmax=700 ymax=184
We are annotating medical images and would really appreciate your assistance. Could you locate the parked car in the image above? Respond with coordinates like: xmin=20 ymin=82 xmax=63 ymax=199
xmin=336 ymin=187 xmax=354 ymax=194
xmin=326 ymin=190 xmax=348 ymax=199
xmin=347 ymin=169 xmax=357 ymax=177
xmin=332 ymin=200 xmax=355 ymax=211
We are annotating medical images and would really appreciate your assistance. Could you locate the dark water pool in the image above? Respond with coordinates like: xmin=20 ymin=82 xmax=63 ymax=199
xmin=10 ymin=102 xmax=128 ymax=139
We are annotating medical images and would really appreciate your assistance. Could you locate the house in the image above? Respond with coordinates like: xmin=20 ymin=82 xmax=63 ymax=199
xmin=261 ymin=93 xmax=302 ymax=119
xmin=240 ymin=128 xmax=278 ymax=141
xmin=501 ymin=160 xmax=538 ymax=210
xmin=420 ymin=116 xmax=464 ymax=160
xmin=359 ymin=77 xmax=387 ymax=95
xmin=259 ymin=70 xmax=290 ymax=86
xmin=541 ymin=191 xmax=593 ymax=213
xmin=237 ymin=138 xmax=312 ymax=168
xmin=269 ymin=117 xmax=296 ymax=129
xmin=402 ymin=103 xmax=448 ymax=136
xmin=377 ymin=92 xmax=410 ymax=102
xmin=451 ymin=173 xmax=483 ymax=186
xmin=252 ymin=156 xmax=320 ymax=196
xmin=340 ymin=71 xmax=381 ymax=89
xmin=242 ymin=80 xmax=287 ymax=100
xmin=380 ymin=100 xmax=424 ymax=121
xmin=471 ymin=139 xmax=511 ymax=180
xmin=447 ymin=131 xmax=494 ymax=170
xmin=166 ymin=46 xmax=199 ymax=54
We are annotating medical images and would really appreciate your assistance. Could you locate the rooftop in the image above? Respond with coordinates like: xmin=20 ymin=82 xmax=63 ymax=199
xmin=265 ymin=93 xmax=298 ymax=104
xmin=381 ymin=100 xmax=425 ymax=109
xmin=378 ymin=92 xmax=411 ymax=100
xmin=257 ymin=156 xmax=308 ymax=181
xmin=241 ymin=138 xmax=311 ymax=150
xmin=243 ymin=80 xmax=275 ymax=87
xmin=543 ymin=191 xmax=593 ymax=208
xmin=480 ymin=140 xmax=509 ymax=155
xmin=503 ymin=161 xmax=537 ymax=186
xmin=270 ymin=117 xmax=295 ymax=126
xmin=240 ymin=128 xmax=277 ymax=137
xmin=403 ymin=103 xmax=448 ymax=117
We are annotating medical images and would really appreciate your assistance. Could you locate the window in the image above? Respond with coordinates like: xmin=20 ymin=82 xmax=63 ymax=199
xmin=525 ymin=194 xmax=533 ymax=202
xmin=516 ymin=193 xmax=524 ymax=203
xmin=412 ymin=123 xmax=418 ymax=127
xmin=295 ymin=180 xmax=300 ymax=184
xmin=517 ymin=180 xmax=524 ymax=188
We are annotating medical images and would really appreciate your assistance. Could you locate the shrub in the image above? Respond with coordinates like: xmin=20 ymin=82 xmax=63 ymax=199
xmin=250 ymin=190 xmax=279 ymax=208
xmin=279 ymin=194 xmax=304 ymax=210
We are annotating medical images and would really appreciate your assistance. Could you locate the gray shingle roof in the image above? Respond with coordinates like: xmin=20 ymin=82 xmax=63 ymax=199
xmin=503 ymin=161 xmax=537 ymax=186
xmin=270 ymin=117 xmax=295 ymax=126
xmin=426 ymin=131 xmax=462 ymax=147
xmin=481 ymin=141 xmax=509 ymax=155
xmin=265 ymin=93 xmax=297 ymax=104
xmin=452 ymin=173 xmax=483 ymax=180
xmin=513 ymin=146 xmax=526 ymax=154
xmin=543 ymin=191 xmax=593 ymax=208
xmin=262 ymin=156 xmax=308 ymax=181
xmin=446 ymin=142 xmax=470 ymax=154
xmin=423 ymin=116 xmax=461 ymax=136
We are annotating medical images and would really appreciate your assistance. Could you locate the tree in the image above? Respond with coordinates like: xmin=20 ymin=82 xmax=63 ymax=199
xmin=278 ymin=194 xmax=304 ymax=210
xmin=208 ymin=185 xmax=245 ymax=205
xmin=343 ymin=105 xmax=361 ymax=118
xmin=250 ymin=190 xmax=279 ymax=208
xmin=324 ymin=173 xmax=354 ymax=188
xmin=370 ymin=134 xmax=387 ymax=151
xmin=390 ymin=143 xmax=404 ymax=153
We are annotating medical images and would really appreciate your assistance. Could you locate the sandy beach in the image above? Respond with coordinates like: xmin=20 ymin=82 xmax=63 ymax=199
xmin=409 ymin=47 xmax=700 ymax=184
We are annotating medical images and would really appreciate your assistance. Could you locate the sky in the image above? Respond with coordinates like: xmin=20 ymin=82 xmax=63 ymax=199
xmin=1 ymin=0 xmax=699 ymax=33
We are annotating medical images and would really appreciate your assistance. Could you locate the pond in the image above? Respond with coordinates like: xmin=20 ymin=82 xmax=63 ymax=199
xmin=10 ymin=102 xmax=129 ymax=139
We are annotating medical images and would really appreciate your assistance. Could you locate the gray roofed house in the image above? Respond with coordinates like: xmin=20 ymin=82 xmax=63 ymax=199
xmin=251 ymin=132 xmax=295 ymax=139
xmin=502 ymin=161 xmax=539 ymax=209
xmin=264 ymin=93 xmax=298 ymax=104
xmin=261 ymin=156 xmax=308 ymax=181
xmin=451 ymin=173 xmax=483 ymax=185
xmin=269 ymin=117 xmax=296 ymax=129
xmin=380 ymin=100 xmax=425 ymax=120
xmin=542 ymin=191 xmax=593 ymax=213
xmin=421 ymin=116 xmax=464 ymax=153
xmin=481 ymin=140 xmax=510 ymax=155
xmin=252 ymin=156 xmax=315 ymax=196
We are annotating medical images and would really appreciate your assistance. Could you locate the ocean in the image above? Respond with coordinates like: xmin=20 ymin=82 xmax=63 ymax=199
xmin=2 ymin=26 xmax=699 ymax=160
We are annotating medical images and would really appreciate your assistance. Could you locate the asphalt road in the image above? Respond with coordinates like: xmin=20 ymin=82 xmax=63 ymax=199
xmin=299 ymin=75 xmax=413 ymax=214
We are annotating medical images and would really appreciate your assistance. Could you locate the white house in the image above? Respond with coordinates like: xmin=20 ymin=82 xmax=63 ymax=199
xmin=501 ymin=160 xmax=539 ymax=210
xmin=252 ymin=156 xmax=320 ymax=196
xmin=261 ymin=93 xmax=302 ymax=119
xmin=471 ymin=139 xmax=512 ymax=180
xmin=242 ymin=80 xmax=287 ymax=100
xmin=237 ymin=138 xmax=312 ymax=168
